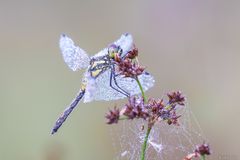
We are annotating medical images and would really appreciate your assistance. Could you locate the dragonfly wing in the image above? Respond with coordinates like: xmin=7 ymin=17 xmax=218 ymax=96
xmin=83 ymin=69 xmax=154 ymax=102
xmin=83 ymin=69 xmax=125 ymax=102
xmin=116 ymin=71 xmax=155 ymax=96
xmin=91 ymin=48 xmax=108 ymax=58
xmin=59 ymin=34 xmax=90 ymax=71
xmin=114 ymin=33 xmax=133 ymax=57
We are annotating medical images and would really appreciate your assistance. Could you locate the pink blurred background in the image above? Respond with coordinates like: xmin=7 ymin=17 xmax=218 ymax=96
xmin=0 ymin=0 xmax=239 ymax=159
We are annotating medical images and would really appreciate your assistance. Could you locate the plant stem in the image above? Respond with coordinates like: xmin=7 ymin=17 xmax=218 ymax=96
xmin=136 ymin=77 xmax=147 ymax=102
xmin=200 ymin=155 xmax=206 ymax=160
xmin=136 ymin=75 xmax=151 ymax=160
xmin=140 ymin=126 xmax=151 ymax=160
xmin=118 ymin=116 xmax=128 ymax=120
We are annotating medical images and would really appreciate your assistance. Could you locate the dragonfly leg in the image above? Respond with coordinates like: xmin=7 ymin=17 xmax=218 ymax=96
xmin=51 ymin=89 xmax=85 ymax=134
xmin=109 ymin=68 xmax=129 ymax=97
xmin=110 ymin=67 xmax=130 ymax=97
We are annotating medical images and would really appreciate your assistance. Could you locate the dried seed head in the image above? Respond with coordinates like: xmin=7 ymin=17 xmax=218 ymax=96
xmin=112 ymin=45 xmax=145 ymax=79
xmin=122 ymin=96 xmax=149 ymax=120
xmin=106 ymin=91 xmax=185 ymax=128
xmin=167 ymin=91 xmax=186 ymax=105
xmin=117 ymin=59 xmax=145 ymax=78
xmin=125 ymin=46 xmax=138 ymax=59
xmin=183 ymin=143 xmax=211 ymax=160
xmin=105 ymin=107 xmax=120 ymax=124
xmin=195 ymin=143 xmax=211 ymax=156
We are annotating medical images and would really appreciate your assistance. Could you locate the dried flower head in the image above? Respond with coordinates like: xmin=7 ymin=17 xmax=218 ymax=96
xmin=195 ymin=143 xmax=211 ymax=156
xmin=113 ymin=46 xmax=145 ymax=79
xmin=183 ymin=143 xmax=211 ymax=160
xmin=105 ymin=107 xmax=120 ymax=124
xmin=125 ymin=46 xmax=138 ymax=59
xmin=167 ymin=91 xmax=186 ymax=106
xmin=117 ymin=59 xmax=145 ymax=78
xmin=122 ymin=96 xmax=149 ymax=119
xmin=106 ymin=91 xmax=186 ymax=129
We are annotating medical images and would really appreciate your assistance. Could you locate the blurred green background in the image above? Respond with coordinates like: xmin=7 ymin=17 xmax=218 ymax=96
xmin=0 ymin=0 xmax=239 ymax=159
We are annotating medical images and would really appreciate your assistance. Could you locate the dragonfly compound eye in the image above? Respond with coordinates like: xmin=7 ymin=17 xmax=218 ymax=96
xmin=108 ymin=44 xmax=121 ymax=58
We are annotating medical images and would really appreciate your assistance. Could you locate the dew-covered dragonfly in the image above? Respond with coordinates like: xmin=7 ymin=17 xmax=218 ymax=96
xmin=51 ymin=33 xmax=154 ymax=134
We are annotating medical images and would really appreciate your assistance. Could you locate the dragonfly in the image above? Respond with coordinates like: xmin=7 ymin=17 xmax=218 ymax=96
xmin=51 ymin=33 xmax=155 ymax=134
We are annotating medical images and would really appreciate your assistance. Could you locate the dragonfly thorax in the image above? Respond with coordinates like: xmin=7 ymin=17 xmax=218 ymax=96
xmin=89 ymin=44 xmax=123 ymax=78
xmin=89 ymin=55 xmax=112 ymax=78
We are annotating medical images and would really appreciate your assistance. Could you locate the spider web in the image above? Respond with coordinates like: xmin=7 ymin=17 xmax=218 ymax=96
xmin=110 ymin=102 xmax=206 ymax=160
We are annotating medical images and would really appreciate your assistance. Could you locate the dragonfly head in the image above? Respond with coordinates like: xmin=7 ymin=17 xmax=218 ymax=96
xmin=108 ymin=44 xmax=123 ymax=59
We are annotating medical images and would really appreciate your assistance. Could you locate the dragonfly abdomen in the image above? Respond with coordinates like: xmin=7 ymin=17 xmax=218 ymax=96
xmin=51 ymin=88 xmax=85 ymax=134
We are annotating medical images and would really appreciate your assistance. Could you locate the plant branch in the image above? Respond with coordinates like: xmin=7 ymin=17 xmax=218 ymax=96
xmin=136 ymin=76 xmax=147 ymax=102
